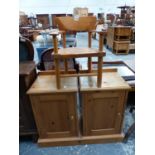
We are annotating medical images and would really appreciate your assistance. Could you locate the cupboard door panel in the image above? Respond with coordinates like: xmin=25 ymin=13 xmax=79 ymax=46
xmin=90 ymin=97 xmax=118 ymax=130
xmin=82 ymin=91 xmax=126 ymax=136
xmin=30 ymin=93 xmax=78 ymax=138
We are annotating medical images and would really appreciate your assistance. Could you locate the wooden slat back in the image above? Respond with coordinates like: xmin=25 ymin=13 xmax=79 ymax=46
xmin=55 ymin=16 xmax=96 ymax=32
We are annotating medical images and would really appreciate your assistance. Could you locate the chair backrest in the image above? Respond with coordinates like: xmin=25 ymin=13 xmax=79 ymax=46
xmin=55 ymin=16 xmax=96 ymax=32
xmin=19 ymin=36 xmax=34 ymax=61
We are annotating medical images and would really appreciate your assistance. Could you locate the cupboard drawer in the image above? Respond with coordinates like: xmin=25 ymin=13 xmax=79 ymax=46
xmin=115 ymin=27 xmax=131 ymax=36
xmin=114 ymin=41 xmax=130 ymax=50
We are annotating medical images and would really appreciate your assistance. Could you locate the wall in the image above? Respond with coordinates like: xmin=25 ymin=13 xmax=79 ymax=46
xmin=19 ymin=0 xmax=135 ymax=17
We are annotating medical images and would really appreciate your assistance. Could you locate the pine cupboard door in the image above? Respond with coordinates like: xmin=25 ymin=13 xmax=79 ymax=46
xmin=30 ymin=93 xmax=78 ymax=139
xmin=82 ymin=90 xmax=128 ymax=136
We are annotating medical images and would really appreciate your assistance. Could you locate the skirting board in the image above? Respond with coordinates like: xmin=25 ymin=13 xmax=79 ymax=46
xmin=38 ymin=133 xmax=124 ymax=147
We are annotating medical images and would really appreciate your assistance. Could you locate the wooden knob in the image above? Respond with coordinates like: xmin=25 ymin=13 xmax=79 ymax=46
xmin=117 ymin=113 xmax=121 ymax=116
xmin=70 ymin=115 xmax=74 ymax=120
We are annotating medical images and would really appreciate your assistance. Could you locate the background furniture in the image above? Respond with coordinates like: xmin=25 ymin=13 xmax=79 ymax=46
xmin=36 ymin=14 xmax=50 ymax=28
xmin=51 ymin=14 xmax=66 ymax=27
xmin=19 ymin=15 xmax=29 ymax=27
xmin=129 ymin=27 xmax=135 ymax=52
xmin=113 ymin=40 xmax=130 ymax=54
xmin=19 ymin=36 xmax=37 ymax=137
xmin=117 ymin=5 xmax=135 ymax=26
xmin=106 ymin=26 xmax=132 ymax=54
xmin=106 ymin=13 xmax=119 ymax=25
xmin=28 ymin=16 xmax=37 ymax=28
xmin=19 ymin=61 xmax=37 ymax=136
xmin=19 ymin=27 xmax=34 ymax=41
xmin=37 ymin=48 xmax=78 ymax=71
xmin=19 ymin=37 xmax=34 ymax=61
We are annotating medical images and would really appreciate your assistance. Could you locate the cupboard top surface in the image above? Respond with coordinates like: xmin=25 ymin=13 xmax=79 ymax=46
xmin=79 ymin=72 xmax=130 ymax=91
xmin=27 ymin=75 xmax=78 ymax=94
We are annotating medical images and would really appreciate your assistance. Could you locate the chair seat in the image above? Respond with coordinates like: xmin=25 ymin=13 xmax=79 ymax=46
xmin=54 ymin=47 xmax=106 ymax=58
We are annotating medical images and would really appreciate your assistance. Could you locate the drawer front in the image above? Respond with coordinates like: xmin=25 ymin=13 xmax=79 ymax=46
xmin=115 ymin=28 xmax=131 ymax=36
xmin=114 ymin=42 xmax=129 ymax=50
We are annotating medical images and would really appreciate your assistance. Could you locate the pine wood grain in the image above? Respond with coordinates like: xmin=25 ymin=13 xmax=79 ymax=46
xmin=27 ymin=75 xmax=78 ymax=94
xmin=79 ymin=72 xmax=130 ymax=91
